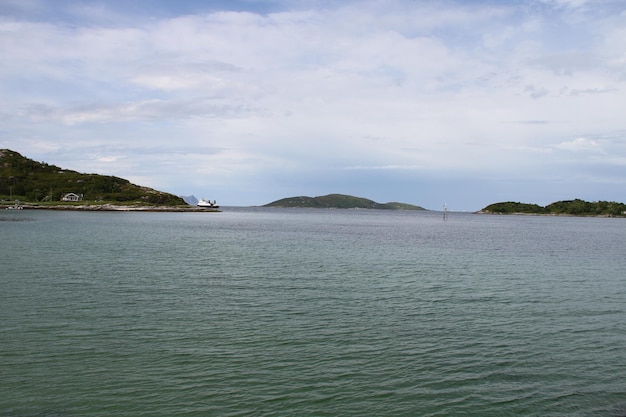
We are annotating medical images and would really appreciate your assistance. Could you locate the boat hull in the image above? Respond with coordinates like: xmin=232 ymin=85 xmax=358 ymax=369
xmin=197 ymin=199 xmax=219 ymax=208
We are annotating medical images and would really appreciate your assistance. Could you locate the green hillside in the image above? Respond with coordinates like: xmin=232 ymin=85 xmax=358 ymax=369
xmin=480 ymin=199 xmax=626 ymax=216
xmin=264 ymin=193 xmax=425 ymax=210
xmin=0 ymin=149 xmax=187 ymax=206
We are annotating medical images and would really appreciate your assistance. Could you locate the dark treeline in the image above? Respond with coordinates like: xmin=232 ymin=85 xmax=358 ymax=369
xmin=482 ymin=199 xmax=626 ymax=216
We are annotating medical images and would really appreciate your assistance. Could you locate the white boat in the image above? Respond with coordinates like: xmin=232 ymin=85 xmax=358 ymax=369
xmin=197 ymin=199 xmax=219 ymax=208
xmin=5 ymin=200 xmax=23 ymax=210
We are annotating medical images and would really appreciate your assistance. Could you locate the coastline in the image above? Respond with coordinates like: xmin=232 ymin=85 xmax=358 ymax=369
xmin=475 ymin=210 xmax=622 ymax=218
xmin=1 ymin=203 xmax=220 ymax=212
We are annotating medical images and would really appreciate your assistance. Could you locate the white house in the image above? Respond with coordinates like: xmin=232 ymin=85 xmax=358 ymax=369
xmin=61 ymin=193 xmax=83 ymax=202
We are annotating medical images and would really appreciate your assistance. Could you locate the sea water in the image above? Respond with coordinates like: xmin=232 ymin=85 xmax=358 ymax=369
xmin=1 ymin=208 xmax=625 ymax=416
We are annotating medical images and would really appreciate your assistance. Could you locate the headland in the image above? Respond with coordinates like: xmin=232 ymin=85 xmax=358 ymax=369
xmin=1 ymin=203 xmax=219 ymax=212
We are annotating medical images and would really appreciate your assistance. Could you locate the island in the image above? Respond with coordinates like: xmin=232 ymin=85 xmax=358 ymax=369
xmin=479 ymin=200 xmax=626 ymax=217
xmin=0 ymin=149 xmax=218 ymax=212
xmin=264 ymin=194 xmax=425 ymax=210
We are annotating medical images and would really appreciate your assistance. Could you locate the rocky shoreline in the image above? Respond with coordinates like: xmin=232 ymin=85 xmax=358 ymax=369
xmin=2 ymin=203 xmax=220 ymax=212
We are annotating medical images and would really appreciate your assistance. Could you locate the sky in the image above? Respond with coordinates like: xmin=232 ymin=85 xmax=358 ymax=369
xmin=1 ymin=0 xmax=625 ymax=210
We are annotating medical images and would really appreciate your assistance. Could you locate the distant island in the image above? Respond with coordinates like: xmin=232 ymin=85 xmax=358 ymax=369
xmin=479 ymin=200 xmax=626 ymax=217
xmin=0 ymin=149 xmax=216 ymax=211
xmin=264 ymin=194 xmax=425 ymax=210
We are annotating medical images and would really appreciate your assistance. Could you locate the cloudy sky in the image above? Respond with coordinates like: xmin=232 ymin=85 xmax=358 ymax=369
xmin=1 ymin=0 xmax=625 ymax=210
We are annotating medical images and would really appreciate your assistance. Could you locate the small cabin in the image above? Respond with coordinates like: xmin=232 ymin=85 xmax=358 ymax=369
xmin=61 ymin=193 xmax=83 ymax=202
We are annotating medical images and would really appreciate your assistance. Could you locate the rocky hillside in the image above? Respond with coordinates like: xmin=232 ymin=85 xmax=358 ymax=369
xmin=0 ymin=149 xmax=187 ymax=205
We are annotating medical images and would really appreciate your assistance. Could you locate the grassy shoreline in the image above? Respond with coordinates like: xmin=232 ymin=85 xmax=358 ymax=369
xmin=1 ymin=203 xmax=219 ymax=212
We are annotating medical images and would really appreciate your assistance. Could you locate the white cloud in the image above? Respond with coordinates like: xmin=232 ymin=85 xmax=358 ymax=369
xmin=95 ymin=155 xmax=121 ymax=163
xmin=554 ymin=137 xmax=604 ymax=152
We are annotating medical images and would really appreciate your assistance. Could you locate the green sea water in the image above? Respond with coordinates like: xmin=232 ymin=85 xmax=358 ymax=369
xmin=1 ymin=208 xmax=625 ymax=416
